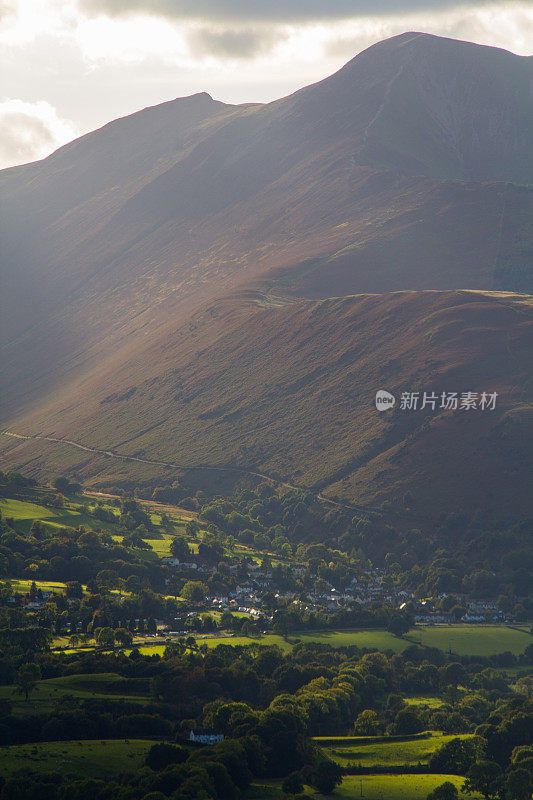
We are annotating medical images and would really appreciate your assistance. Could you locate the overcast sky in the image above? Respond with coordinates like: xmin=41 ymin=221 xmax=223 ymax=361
xmin=1 ymin=0 xmax=532 ymax=169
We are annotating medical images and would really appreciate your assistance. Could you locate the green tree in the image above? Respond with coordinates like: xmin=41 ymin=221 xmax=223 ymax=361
xmin=96 ymin=627 xmax=115 ymax=646
xmin=181 ymin=581 xmax=208 ymax=602
xmin=427 ymin=782 xmax=459 ymax=800
xmin=429 ymin=738 xmax=478 ymax=775
xmin=14 ymin=662 xmax=41 ymax=701
xmin=463 ymin=761 xmax=502 ymax=800
xmin=170 ymin=536 xmax=191 ymax=560
xmin=282 ymin=771 xmax=304 ymax=794
xmin=354 ymin=710 xmax=380 ymax=736
xmin=505 ymin=768 xmax=532 ymax=800
xmin=115 ymin=627 xmax=133 ymax=646
xmin=313 ymin=759 xmax=343 ymax=794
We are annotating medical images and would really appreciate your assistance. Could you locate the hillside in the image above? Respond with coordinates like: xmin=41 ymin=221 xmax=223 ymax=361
xmin=2 ymin=290 xmax=531 ymax=518
xmin=1 ymin=33 xmax=532 ymax=517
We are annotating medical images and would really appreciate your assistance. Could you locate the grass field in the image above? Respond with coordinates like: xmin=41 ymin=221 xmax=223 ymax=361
xmin=292 ymin=629 xmax=407 ymax=652
xmin=0 ymin=497 xmax=117 ymax=534
xmin=121 ymin=624 xmax=532 ymax=658
xmin=319 ymin=732 xmax=473 ymax=767
xmin=404 ymin=696 xmax=445 ymax=709
xmin=0 ymin=739 xmax=153 ymax=779
xmin=404 ymin=625 xmax=532 ymax=656
xmin=131 ymin=634 xmax=294 ymax=656
xmin=0 ymin=673 xmax=149 ymax=716
xmin=9 ymin=578 xmax=70 ymax=595
xmin=334 ymin=774 xmax=476 ymax=800
xmin=249 ymin=774 xmax=480 ymax=800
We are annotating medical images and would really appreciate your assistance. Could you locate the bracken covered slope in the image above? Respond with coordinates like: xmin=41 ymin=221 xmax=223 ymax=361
xmin=1 ymin=33 xmax=532 ymax=516
xmin=1 ymin=290 xmax=531 ymax=518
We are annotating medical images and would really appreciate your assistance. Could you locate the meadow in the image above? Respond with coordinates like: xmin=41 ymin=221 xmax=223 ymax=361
xmin=0 ymin=673 xmax=150 ymax=716
xmin=249 ymin=774 xmax=481 ymax=800
xmin=403 ymin=625 xmax=532 ymax=656
xmin=103 ymin=624 xmax=532 ymax=660
xmin=0 ymin=739 xmax=153 ymax=779
xmin=291 ymin=629 xmax=407 ymax=652
xmin=318 ymin=732 xmax=474 ymax=767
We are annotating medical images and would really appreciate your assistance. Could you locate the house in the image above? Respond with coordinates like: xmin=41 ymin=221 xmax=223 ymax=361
xmin=189 ymin=729 xmax=224 ymax=745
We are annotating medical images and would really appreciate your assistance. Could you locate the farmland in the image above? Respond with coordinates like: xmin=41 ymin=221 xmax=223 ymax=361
xmin=403 ymin=625 xmax=533 ymax=656
xmin=0 ymin=739 xmax=153 ymax=779
xmin=318 ymin=732 xmax=474 ymax=767
xmin=249 ymin=774 xmax=482 ymax=800
xmin=0 ymin=673 xmax=150 ymax=716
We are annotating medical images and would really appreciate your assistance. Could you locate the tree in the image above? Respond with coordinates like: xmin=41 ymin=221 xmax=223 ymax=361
xmin=282 ymin=771 xmax=304 ymax=794
xmin=115 ymin=627 xmax=133 ymax=646
xmin=14 ymin=662 xmax=41 ymax=701
xmin=96 ymin=627 xmax=115 ymax=647
xmin=53 ymin=476 xmax=70 ymax=493
xmin=387 ymin=611 xmax=412 ymax=636
xmin=186 ymin=519 xmax=200 ymax=538
xmin=427 ymin=782 xmax=459 ymax=800
xmin=390 ymin=708 xmax=424 ymax=735
xmin=354 ymin=709 xmax=380 ymax=736
xmin=181 ymin=581 xmax=208 ymax=602
xmin=170 ymin=536 xmax=191 ymax=560
xmin=312 ymin=759 xmax=343 ymax=794
xmin=463 ymin=761 xmax=502 ymax=800
xmin=429 ymin=738 xmax=478 ymax=775
xmin=505 ymin=768 xmax=532 ymax=800
xmin=145 ymin=742 xmax=188 ymax=771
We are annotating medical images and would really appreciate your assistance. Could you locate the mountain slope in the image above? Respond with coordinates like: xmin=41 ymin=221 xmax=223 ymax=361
xmin=1 ymin=33 xmax=532 ymax=517
xmin=1 ymin=290 xmax=531 ymax=518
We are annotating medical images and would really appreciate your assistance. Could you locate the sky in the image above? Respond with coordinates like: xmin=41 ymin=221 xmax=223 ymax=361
xmin=1 ymin=0 xmax=532 ymax=170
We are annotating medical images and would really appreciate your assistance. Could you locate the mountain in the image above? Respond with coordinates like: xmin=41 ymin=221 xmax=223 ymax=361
xmin=1 ymin=33 xmax=532 ymax=517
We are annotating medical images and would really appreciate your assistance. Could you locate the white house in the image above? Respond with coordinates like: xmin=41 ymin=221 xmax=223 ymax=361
xmin=189 ymin=729 xmax=224 ymax=745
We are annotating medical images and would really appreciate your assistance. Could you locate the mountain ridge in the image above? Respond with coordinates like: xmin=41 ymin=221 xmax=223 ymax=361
xmin=1 ymin=33 xmax=532 ymax=517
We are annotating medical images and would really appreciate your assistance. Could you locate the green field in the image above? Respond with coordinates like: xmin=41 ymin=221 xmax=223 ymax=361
xmin=0 ymin=739 xmax=153 ymax=779
xmin=125 ymin=624 xmax=532 ymax=658
xmin=131 ymin=634 xmax=294 ymax=656
xmin=320 ymin=732 xmax=473 ymax=767
xmin=292 ymin=629 xmax=407 ymax=652
xmin=334 ymin=774 xmax=477 ymax=800
xmin=9 ymin=578 xmax=70 ymax=595
xmin=0 ymin=497 xmax=117 ymax=534
xmin=0 ymin=673 xmax=149 ymax=715
xmin=404 ymin=625 xmax=532 ymax=656
xmin=249 ymin=774 xmax=480 ymax=800
xmin=405 ymin=696 xmax=445 ymax=709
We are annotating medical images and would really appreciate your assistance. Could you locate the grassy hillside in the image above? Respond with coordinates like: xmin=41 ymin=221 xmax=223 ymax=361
xmin=0 ymin=739 xmax=153 ymax=779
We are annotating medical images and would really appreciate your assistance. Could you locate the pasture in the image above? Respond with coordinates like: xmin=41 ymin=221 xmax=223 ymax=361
xmin=404 ymin=625 xmax=532 ymax=656
xmin=319 ymin=732 xmax=474 ymax=767
xmin=249 ymin=774 xmax=480 ymax=800
xmin=0 ymin=673 xmax=149 ymax=716
xmin=0 ymin=739 xmax=153 ymax=779
xmin=292 ymin=629 xmax=407 ymax=652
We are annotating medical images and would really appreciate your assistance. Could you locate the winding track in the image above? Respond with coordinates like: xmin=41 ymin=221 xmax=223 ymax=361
xmin=0 ymin=429 xmax=378 ymax=515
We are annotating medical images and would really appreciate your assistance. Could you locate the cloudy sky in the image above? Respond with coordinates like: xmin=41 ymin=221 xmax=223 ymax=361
xmin=1 ymin=0 xmax=532 ymax=169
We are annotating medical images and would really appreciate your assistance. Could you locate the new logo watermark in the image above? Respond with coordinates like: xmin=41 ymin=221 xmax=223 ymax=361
xmin=375 ymin=390 xmax=498 ymax=412
xmin=375 ymin=390 xmax=396 ymax=411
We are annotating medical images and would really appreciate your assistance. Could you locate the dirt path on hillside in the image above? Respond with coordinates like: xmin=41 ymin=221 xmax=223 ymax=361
xmin=1 ymin=429 xmax=376 ymax=515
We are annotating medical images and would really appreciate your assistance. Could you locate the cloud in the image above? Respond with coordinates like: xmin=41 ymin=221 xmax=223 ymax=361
xmin=0 ymin=99 xmax=77 ymax=169
xmin=78 ymin=0 xmax=507 ymax=23
xmin=187 ymin=25 xmax=284 ymax=59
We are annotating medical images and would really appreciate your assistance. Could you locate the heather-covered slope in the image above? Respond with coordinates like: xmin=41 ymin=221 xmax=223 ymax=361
xmin=1 ymin=34 xmax=532 ymax=517
xmin=2 ymin=290 xmax=531 ymax=518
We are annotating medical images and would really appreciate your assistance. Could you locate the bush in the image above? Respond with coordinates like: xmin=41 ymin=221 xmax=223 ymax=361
xmin=427 ymin=782 xmax=459 ymax=800
xmin=146 ymin=742 xmax=189 ymax=771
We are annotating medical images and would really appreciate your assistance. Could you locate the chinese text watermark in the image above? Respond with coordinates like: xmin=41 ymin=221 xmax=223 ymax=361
xmin=375 ymin=390 xmax=498 ymax=412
